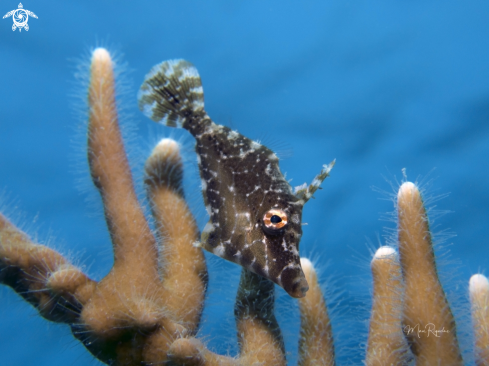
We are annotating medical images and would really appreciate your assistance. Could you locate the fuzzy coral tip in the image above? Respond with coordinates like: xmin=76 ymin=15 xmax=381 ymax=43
xmin=398 ymin=181 xmax=417 ymax=199
xmin=145 ymin=137 xmax=183 ymax=181
xmin=470 ymin=274 xmax=489 ymax=294
xmin=91 ymin=47 xmax=111 ymax=65
xmin=154 ymin=138 xmax=180 ymax=156
xmin=300 ymin=257 xmax=314 ymax=273
xmin=373 ymin=246 xmax=396 ymax=259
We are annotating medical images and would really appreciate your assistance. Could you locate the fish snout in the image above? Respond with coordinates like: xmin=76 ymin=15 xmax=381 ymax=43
xmin=282 ymin=267 xmax=309 ymax=298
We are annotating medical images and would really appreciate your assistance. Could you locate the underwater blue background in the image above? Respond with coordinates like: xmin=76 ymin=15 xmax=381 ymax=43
xmin=1 ymin=1 xmax=489 ymax=364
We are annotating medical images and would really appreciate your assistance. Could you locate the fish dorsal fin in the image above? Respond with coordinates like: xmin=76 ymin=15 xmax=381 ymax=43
xmin=294 ymin=160 xmax=335 ymax=204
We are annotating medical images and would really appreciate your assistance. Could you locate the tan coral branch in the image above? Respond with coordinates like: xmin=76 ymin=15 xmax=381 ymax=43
xmin=235 ymin=269 xmax=286 ymax=365
xmin=0 ymin=213 xmax=96 ymax=323
xmin=470 ymin=274 xmax=489 ymax=365
xmin=366 ymin=246 xmax=410 ymax=366
xmin=397 ymin=182 xmax=462 ymax=365
xmin=144 ymin=138 xmax=208 ymax=333
xmin=77 ymin=47 xmax=209 ymax=365
xmin=87 ymin=47 xmax=158 ymax=271
xmin=168 ymin=269 xmax=287 ymax=366
xmin=298 ymin=257 xmax=335 ymax=366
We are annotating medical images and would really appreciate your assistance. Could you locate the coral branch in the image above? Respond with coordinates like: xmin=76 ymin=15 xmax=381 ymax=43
xmin=0 ymin=213 xmax=96 ymax=323
xmin=168 ymin=269 xmax=286 ymax=366
xmin=77 ymin=47 xmax=209 ymax=365
xmin=1 ymin=48 xmax=210 ymax=366
xmin=298 ymin=258 xmax=335 ymax=366
xmin=234 ymin=269 xmax=286 ymax=365
xmin=87 ymin=47 xmax=158 ymax=270
xmin=470 ymin=274 xmax=489 ymax=365
xmin=397 ymin=182 xmax=462 ymax=365
xmin=144 ymin=138 xmax=208 ymax=333
xmin=366 ymin=246 xmax=410 ymax=366
xmin=168 ymin=337 xmax=239 ymax=366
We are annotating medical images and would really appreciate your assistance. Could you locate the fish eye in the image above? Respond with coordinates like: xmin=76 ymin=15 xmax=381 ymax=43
xmin=262 ymin=209 xmax=288 ymax=234
xmin=270 ymin=215 xmax=282 ymax=224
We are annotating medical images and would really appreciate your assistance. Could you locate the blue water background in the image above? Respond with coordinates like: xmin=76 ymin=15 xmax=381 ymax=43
xmin=1 ymin=1 xmax=489 ymax=365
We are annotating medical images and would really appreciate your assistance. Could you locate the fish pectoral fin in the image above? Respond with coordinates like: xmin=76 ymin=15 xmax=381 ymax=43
xmin=294 ymin=159 xmax=335 ymax=204
xmin=192 ymin=241 xmax=203 ymax=248
xmin=198 ymin=220 xmax=218 ymax=253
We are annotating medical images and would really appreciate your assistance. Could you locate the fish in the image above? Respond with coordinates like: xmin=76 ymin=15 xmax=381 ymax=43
xmin=138 ymin=60 xmax=334 ymax=298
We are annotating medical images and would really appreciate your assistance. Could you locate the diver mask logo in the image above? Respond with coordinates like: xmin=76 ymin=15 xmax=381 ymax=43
xmin=3 ymin=3 xmax=38 ymax=32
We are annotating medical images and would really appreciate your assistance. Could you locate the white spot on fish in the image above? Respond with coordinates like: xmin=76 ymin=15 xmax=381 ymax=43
xmin=268 ymin=153 xmax=278 ymax=162
xmin=228 ymin=130 xmax=239 ymax=140
xmin=213 ymin=245 xmax=225 ymax=257
xmin=251 ymin=141 xmax=261 ymax=149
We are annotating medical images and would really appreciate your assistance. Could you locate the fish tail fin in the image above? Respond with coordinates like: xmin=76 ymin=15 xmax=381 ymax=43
xmin=138 ymin=60 xmax=206 ymax=129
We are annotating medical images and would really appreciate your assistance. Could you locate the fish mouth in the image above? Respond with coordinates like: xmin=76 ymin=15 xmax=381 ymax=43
xmin=286 ymin=276 xmax=309 ymax=298
xmin=280 ymin=267 xmax=309 ymax=298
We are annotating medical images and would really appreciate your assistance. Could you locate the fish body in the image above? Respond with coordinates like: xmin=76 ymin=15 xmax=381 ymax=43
xmin=138 ymin=60 xmax=333 ymax=298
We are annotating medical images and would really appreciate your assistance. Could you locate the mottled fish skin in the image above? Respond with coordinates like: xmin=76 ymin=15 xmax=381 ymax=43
xmin=138 ymin=60 xmax=334 ymax=298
